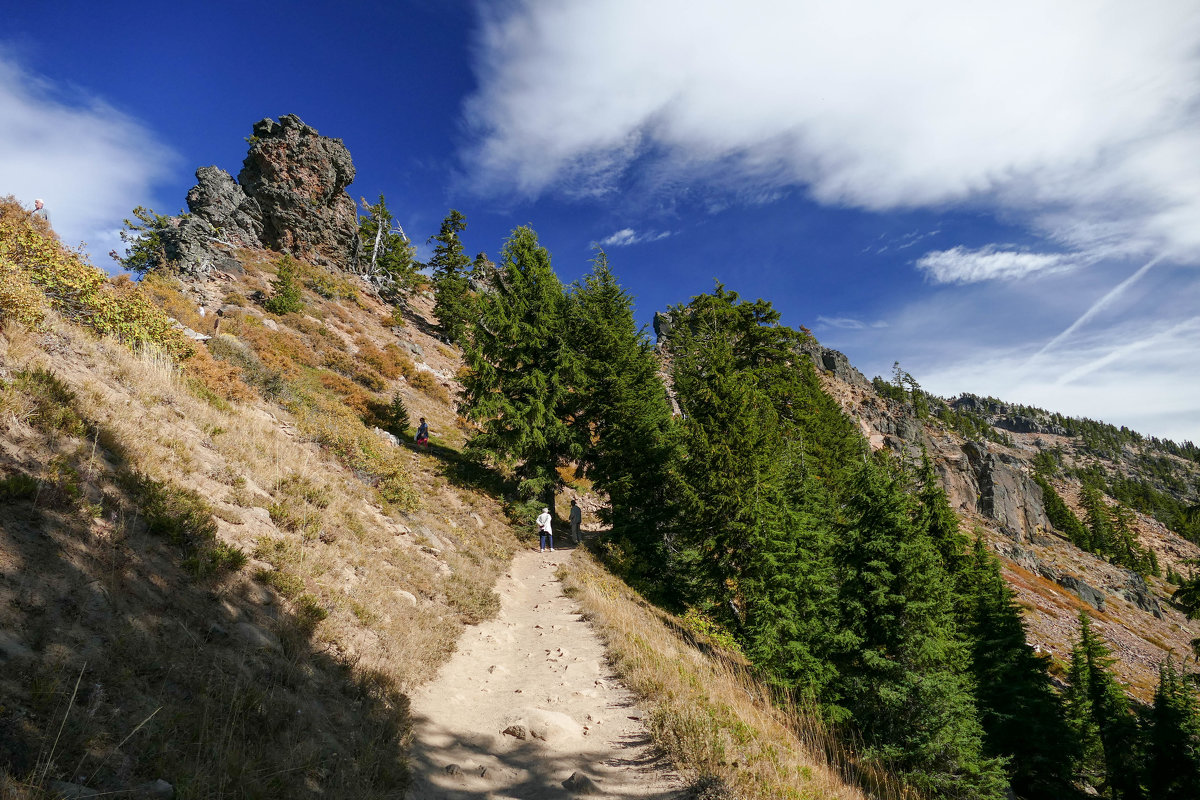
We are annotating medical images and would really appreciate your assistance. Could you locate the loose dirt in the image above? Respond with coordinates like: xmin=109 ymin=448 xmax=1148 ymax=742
xmin=406 ymin=547 xmax=687 ymax=799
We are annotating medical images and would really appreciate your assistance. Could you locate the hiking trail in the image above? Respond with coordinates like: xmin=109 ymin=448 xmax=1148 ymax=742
xmin=406 ymin=548 xmax=686 ymax=799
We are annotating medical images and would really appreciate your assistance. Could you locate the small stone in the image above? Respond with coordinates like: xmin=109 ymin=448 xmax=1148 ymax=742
xmin=562 ymin=771 xmax=602 ymax=794
xmin=502 ymin=724 xmax=528 ymax=740
xmin=395 ymin=590 xmax=417 ymax=607
xmin=444 ymin=764 xmax=462 ymax=776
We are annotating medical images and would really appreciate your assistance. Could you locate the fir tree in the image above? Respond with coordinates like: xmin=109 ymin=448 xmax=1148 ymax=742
xmin=1148 ymin=658 xmax=1200 ymax=799
xmin=664 ymin=287 xmax=846 ymax=699
xmin=1064 ymin=612 xmax=1144 ymax=798
xmin=429 ymin=209 xmax=473 ymax=345
xmin=568 ymin=251 xmax=679 ymax=577
xmin=1035 ymin=475 xmax=1091 ymax=550
xmin=833 ymin=459 xmax=1009 ymax=800
xmin=264 ymin=257 xmax=304 ymax=315
xmin=962 ymin=537 xmax=1078 ymax=799
xmin=1081 ymin=486 xmax=1114 ymax=557
xmin=459 ymin=226 xmax=580 ymax=506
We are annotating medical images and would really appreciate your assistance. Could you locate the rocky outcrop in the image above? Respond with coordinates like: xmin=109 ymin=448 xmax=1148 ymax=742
xmin=157 ymin=115 xmax=361 ymax=277
xmin=963 ymin=441 xmax=1049 ymax=541
xmin=186 ymin=166 xmax=263 ymax=246
xmin=238 ymin=115 xmax=361 ymax=268
xmin=951 ymin=393 xmax=1069 ymax=437
xmin=799 ymin=340 xmax=871 ymax=390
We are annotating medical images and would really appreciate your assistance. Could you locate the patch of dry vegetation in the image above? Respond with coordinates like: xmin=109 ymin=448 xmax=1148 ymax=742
xmin=559 ymin=551 xmax=904 ymax=800
xmin=0 ymin=224 xmax=521 ymax=795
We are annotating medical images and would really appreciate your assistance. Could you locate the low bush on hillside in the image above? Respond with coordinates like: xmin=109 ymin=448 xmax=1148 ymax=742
xmin=0 ymin=197 xmax=192 ymax=359
xmin=118 ymin=469 xmax=246 ymax=578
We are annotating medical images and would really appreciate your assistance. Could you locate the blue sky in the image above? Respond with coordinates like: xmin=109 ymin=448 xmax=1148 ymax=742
xmin=3 ymin=1 xmax=1199 ymax=443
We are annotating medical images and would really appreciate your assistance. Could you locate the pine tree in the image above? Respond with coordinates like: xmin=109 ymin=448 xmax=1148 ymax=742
xmin=459 ymin=226 xmax=579 ymax=506
xmin=962 ymin=537 xmax=1078 ymax=799
xmin=358 ymin=194 xmax=417 ymax=294
xmin=264 ymin=257 xmax=304 ymax=315
xmin=1035 ymin=475 xmax=1092 ymax=550
xmin=1148 ymin=658 xmax=1200 ymax=799
xmin=429 ymin=209 xmax=473 ymax=345
xmin=1081 ymin=486 xmax=1114 ymax=557
xmin=663 ymin=287 xmax=846 ymax=699
xmin=1064 ymin=612 xmax=1144 ymax=798
xmin=915 ymin=452 xmax=968 ymax=577
xmin=833 ymin=459 xmax=1009 ymax=800
xmin=568 ymin=251 xmax=678 ymax=576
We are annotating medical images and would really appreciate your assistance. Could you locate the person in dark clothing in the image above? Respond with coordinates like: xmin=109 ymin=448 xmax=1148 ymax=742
xmin=569 ymin=498 xmax=582 ymax=544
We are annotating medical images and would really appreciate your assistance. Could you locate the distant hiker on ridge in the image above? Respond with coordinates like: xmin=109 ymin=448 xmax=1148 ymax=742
xmin=537 ymin=507 xmax=554 ymax=552
xmin=31 ymin=199 xmax=49 ymax=222
xmin=415 ymin=417 xmax=429 ymax=450
xmin=569 ymin=498 xmax=582 ymax=544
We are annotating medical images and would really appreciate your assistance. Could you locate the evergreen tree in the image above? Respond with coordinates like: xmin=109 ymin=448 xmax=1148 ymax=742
xmin=664 ymin=286 xmax=847 ymax=699
xmin=1081 ymin=486 xmax=1114 ymax=556
xmin=429 ymin=209 xmax=473 ymax=345
xmin=915 ymin=452 xmax=969 ymax=577
xmin=1148 ymin=658 xmax=1200 ymax=799
xmin=833 ymin=459 xmax=1009 ymax=800
xmin=568 ymin=251 xmax=679 ymax=576
xmin=459 ymin=226 xmax=579 ymax=506
xmin=1065 ymin=613 xmax=1144 ymax=798
xmin=1035 ymin=475 xmax=1092 ymax=550
xmin=264 ymin=257 xmax=304 ymax=314
xmin=962 ymin=538 xmax=1078 ymax=799
xmin=358 ymin=194 xmax=417 ymax=294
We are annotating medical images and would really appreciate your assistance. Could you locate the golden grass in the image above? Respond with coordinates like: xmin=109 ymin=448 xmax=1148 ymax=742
xmin=559 ymin=551 xmax=902 ymax=800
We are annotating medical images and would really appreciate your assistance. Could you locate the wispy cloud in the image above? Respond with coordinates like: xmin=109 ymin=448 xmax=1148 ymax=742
xmin=915 ymin=317 xmax=1200 ymax=443
xmin=916 ymin=246 xmax=1080 ymax=285
xmin=1029 ymin=254 xmax=1165 ymax=361
xmin=464 ymin=1 xmax=1200 ymax=264
xmin=817 ymin=315 xmax=888 ymax=330
xmin=596 ymin=227 xmax=672 ymax=247
xmin=0 ymin=51 xmax=176 ymax=261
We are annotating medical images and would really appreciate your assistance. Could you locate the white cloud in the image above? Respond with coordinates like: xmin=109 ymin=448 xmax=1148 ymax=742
xmin=817 ymin=315 xmax=888 ymax=330
xmin=916 ymin=246 xmax=1079 ymax=285
xmin=465 ymin=0 xmax=1200 ymax=263
xmin=596 ymin=227 xmax=671 ymax=247
xmin=0 ymin=52 xmax=176 ymax=262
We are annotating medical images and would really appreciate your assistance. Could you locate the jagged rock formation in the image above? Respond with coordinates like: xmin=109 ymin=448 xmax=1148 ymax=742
xmin=160 ymin=114 xmax=361 ymax=276
xmin=238 ymin=115 xmax=361 ymax=267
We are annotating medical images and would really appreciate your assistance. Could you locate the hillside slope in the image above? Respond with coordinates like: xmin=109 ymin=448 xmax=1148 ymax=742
xmin=801 ymin=341 xmax=1200 ymax=698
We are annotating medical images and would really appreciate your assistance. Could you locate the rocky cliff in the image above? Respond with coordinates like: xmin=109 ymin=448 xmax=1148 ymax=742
xmin=160 ymin=114 xmax=362 ymax=276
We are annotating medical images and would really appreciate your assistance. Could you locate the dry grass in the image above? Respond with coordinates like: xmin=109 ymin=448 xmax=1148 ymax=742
xmin=559 ymin=551 xmax=904 ymax=800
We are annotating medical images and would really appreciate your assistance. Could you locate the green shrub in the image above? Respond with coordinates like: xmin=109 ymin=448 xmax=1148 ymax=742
xmin=263 ymin=258 xmax=304 ymax=315
xmin=118 ymin=470 xmax=243 ymax=578
xmin=0 ymin=472 xmax=39 ymax=502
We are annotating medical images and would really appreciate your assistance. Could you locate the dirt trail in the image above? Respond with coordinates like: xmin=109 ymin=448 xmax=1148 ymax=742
xmin=406 ymin=548 xmax=686 ymax=800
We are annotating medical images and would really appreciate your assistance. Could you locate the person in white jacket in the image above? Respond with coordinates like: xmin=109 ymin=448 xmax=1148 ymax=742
xmin=536 ymin=507 xmax=553 ymax=552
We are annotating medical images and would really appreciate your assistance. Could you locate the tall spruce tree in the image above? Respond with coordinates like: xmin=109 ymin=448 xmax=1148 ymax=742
xmin=1065 ymin=612 xmax=1144 ymax=799
xmin=962 ymin=538 xmax=1079 ymax=799
xmin=429 ymin=209 xmax=473 ymax=345
xmin=833 ymin=458 xmax=1009 ymax=800
xmin=664 ymin=287 xmax=845 ymax=699
xmin=1148 ymin=658 xmax=1200 ymax=799
xmin=459 ymin=226 xmax=579 ymax=506
xmin=568 ymin=251 xmax=678 ymax=576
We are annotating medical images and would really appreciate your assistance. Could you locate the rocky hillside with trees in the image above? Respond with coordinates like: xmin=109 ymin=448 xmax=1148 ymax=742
xmin=4 ymin=114 xmax=1200 ymax=800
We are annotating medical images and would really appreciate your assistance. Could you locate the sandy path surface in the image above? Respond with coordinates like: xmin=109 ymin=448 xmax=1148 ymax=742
xmin=406 ymin=548 xmax=687 ymax=799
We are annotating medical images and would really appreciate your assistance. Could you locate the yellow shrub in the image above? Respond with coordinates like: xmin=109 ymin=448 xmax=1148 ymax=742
xmin=0 ymin=197 xmax=192 ymax=359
